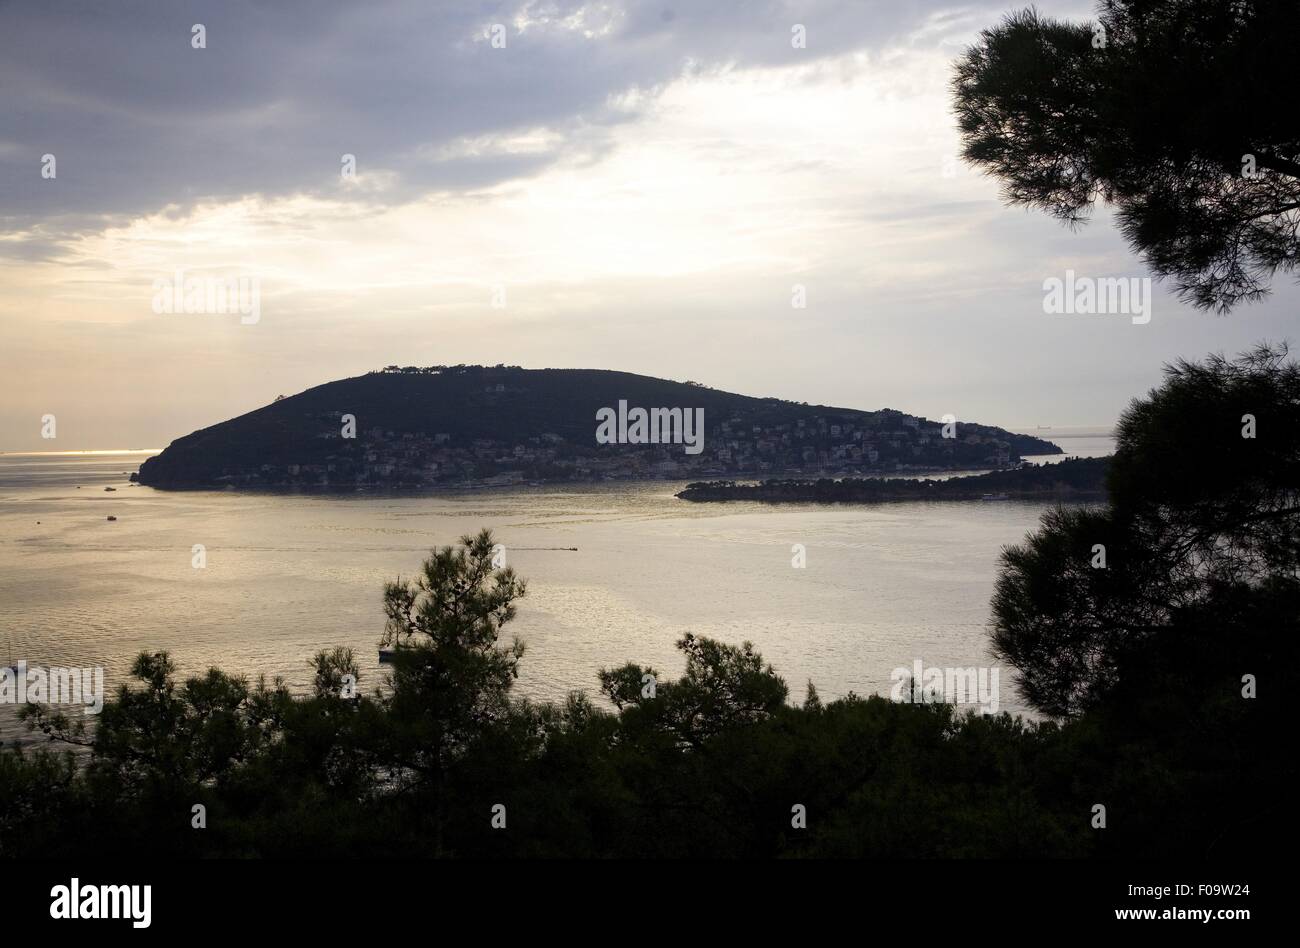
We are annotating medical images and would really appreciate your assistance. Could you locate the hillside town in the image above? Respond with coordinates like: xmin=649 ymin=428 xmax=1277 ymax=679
xmin=225 ymin=407 xmax=1024 ymax=489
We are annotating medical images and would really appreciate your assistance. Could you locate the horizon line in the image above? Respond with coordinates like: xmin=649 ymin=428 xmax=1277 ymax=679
xmin=0 ymin=449 xmax=163 ymax=457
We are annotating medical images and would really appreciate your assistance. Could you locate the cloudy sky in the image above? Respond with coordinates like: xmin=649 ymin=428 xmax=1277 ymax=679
xmin=1 ymin=0 xmax=1295 ymax=451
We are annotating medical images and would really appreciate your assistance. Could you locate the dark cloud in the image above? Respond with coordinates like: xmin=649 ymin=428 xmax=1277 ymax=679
xmin=0 ymin=0 xmax=1013 ymax=234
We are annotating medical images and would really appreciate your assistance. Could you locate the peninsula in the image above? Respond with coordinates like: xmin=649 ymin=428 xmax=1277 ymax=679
xmin=676 ymin=456 xmax=1109 ymax=504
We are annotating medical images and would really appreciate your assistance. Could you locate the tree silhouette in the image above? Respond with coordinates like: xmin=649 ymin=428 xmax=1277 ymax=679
xmin=953 ymin=1 xmax=1300 ymax=311
xmin=600 ymin=633 xmax=788 ymax=748
xmin=377 ymin=529 xmax=526 ymax=850
xmin=993 ymin=345 xmax=1300 ymax=715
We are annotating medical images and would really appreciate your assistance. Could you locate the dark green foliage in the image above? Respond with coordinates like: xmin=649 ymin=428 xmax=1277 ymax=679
xmin=953 ymin=1 xmax=1300 ymax=311
xmin=0 ymin=639 xmax=1280 ymax=857
xmin=599 ymin=633 xmax=788 ymax=748
xmin=994 ymin=345 xmax=1300 ymax=714
xmin=989 ymin=346 xmax=1298 ymax=856
xmin=1109 ymin=344 xmax=1300 ymax=580
xmin=992 ymin=506 xmax=1166 ymax=715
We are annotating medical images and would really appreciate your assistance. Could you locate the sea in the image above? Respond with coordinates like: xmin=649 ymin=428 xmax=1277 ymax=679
xmin=0 ymin=426 xmax=1114 ymax=746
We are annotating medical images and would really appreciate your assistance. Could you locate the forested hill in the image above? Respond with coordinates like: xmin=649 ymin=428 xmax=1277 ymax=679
xmin=134 ymin=365 xmax=1061 ymax=488
xmin=676 ymin=456 xmax=1109 ymax=503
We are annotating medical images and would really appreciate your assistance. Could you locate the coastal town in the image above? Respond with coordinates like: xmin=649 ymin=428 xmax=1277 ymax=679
xmin=172 ymin=410 xmax=1030 ymax=490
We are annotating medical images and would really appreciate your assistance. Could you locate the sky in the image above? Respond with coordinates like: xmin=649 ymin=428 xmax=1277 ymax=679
xmin=2 ymin=0 xmax=1296 ymax=451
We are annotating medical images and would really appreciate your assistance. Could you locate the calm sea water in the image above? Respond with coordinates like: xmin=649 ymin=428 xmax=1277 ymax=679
xmin=0 ymin=433 xmax=1114 ymax=745
xmin=1017 ymin=425 xmax=1117 ymax=464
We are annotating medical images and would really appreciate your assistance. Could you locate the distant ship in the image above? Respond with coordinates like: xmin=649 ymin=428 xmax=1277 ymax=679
xmin=981 ymin=493 xmax=1010 ymax=502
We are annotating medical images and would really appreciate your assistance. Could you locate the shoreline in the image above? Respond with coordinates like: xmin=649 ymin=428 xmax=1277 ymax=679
xmin=676 ymin=456 xmax=1111 ymax=505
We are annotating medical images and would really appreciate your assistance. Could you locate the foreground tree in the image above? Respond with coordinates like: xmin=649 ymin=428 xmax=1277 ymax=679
xmin=953 ymin=1 xmax=1300 ymax=311
xmin=993 ymin=345 xmax=1300 ymax=715
xmin=377 ymin=528 xmax=526 ymax=849
xmin=22 ymin=652 xmax=287 ymax=801
xmin=599 ymin=633 xmax=788 ymax=748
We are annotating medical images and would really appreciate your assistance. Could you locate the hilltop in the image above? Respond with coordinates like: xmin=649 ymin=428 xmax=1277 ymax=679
xmin=134 ymin=365 xmax=1060 ymax=489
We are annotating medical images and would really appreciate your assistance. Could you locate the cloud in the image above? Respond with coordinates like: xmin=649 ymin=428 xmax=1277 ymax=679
xmin=0 ymin=0 xmax=1017 ymax=239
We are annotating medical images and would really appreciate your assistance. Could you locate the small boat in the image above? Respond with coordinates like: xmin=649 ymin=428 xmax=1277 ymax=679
xmin=106 ymin=515 xmax=117 ymax=521
xmin=104 ymin=486 xmax=116 ymax=492
xmin=378 ymin=648 xmax=395 ymax=664
xmin=981 ymin=493 xmax=1010 ymax=502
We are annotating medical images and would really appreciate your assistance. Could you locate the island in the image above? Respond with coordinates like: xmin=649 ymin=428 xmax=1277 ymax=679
xmin=676 ymin=456 xmax=1109 ymax=503
xmin=133 ymin=365 xmax=1061 ymax=489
